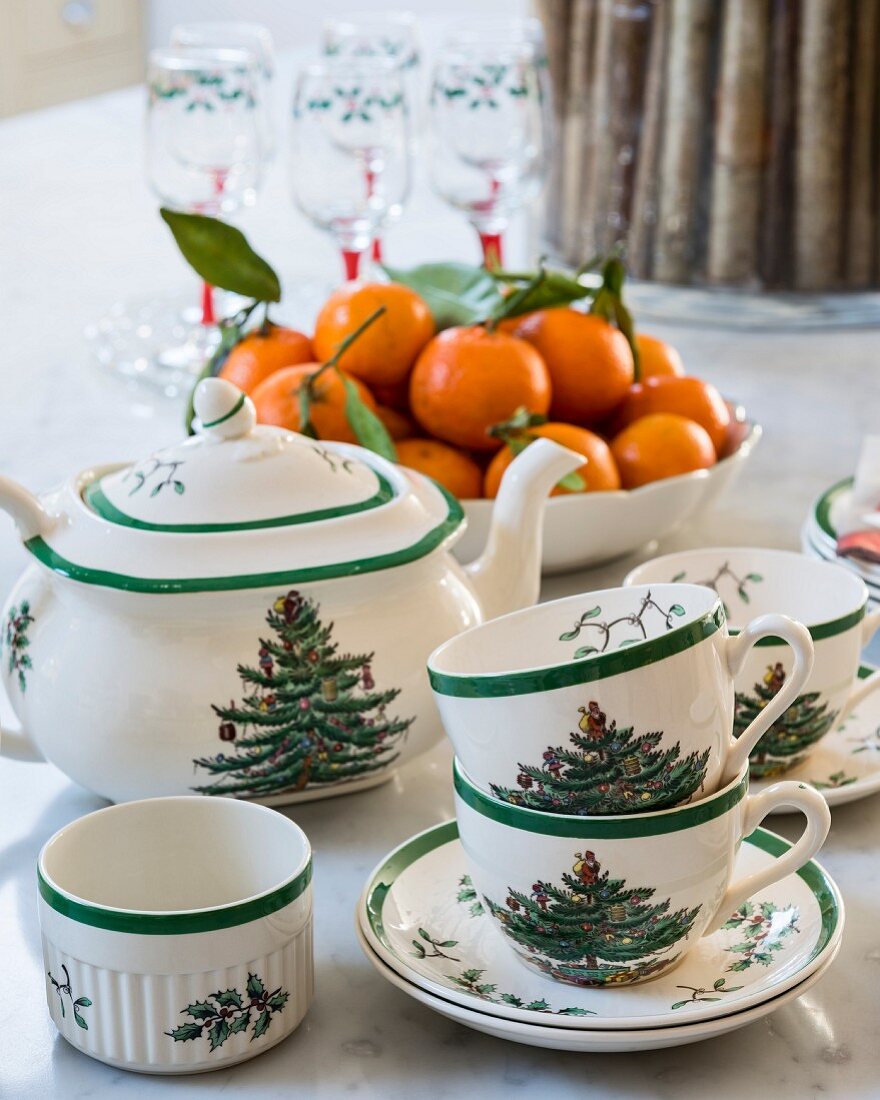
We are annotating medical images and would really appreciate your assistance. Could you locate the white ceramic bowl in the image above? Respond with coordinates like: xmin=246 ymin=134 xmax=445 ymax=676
xmin=454 ymin=416 xmax=760 ymax=575
xmin=38 ymin=797 xmax=313 ymax=1074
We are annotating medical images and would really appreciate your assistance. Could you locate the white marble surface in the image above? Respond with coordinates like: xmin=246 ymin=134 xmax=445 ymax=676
xmin=3 ymin=60 xmax=880 ymax=1100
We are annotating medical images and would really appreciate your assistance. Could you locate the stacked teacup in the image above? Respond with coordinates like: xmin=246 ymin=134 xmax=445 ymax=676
xmin=428 ymin=583 xmax=832 ymax=989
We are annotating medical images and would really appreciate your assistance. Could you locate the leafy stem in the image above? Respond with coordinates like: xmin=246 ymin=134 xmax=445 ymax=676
xmin=559 ymin=591 xmax=686 ymax=657
xmin=49 ymin=965 xmax=92 ymax=1029
xmin=670 ymin=976 xmax=743 ymax=1010
xmin=410 ymin=927 xmax=460 ymax=961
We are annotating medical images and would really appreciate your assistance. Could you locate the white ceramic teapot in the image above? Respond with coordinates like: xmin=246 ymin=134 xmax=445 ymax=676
xmin=0 ymin=379 xmax=580 ymax=804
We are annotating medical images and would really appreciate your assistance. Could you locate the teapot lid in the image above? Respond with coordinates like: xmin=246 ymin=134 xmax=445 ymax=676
xmin=30 ymin=379 xmax=464 ymax=593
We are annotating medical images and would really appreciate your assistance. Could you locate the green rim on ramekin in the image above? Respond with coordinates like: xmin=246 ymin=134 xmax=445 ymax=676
xmin=453 ymin=759 xmax=748 ymax=838
xmin=37 ymin=858 xmax=312 ymax=935
xmin=814 ymin=477 xmax=852 ymax=541
xmin=363 ymin=820 xmax=840 ymax=971
xmin=429 ymin=600 xmax=725 ymax=699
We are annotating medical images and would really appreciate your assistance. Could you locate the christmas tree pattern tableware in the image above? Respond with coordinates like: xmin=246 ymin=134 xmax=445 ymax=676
xmin=721 ymin=901 xmax=799 ymax=970
xmin=735 ymin=662 xmax=839 ymax=777
xmin=558 ymin=590 xmax=688 ymax=659
xmin=48 ymin=966 xmax=92 ymax=1029
xmin=484 ymin=851 xmax=702 ymax=988
xmin=193 ymin=590 xmax=413 ymax=799
xmin=166 ymin=974 xmax=289 ymax=1051
xmin=490 ymin=700 xmax=709 ymax=815
xmin=4 ymin=598 xmax=33 ymax=692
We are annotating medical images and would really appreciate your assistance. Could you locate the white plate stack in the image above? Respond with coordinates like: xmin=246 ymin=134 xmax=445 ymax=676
xmin=801 ymin=478 xmax=880 ymax=610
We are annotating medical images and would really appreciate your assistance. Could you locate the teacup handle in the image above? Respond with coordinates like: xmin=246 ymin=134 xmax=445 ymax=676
xmin=833 ymin=609 xmax=880 ymax=726
xmin=703 ymin=780 xmax=831 ymax=935
xmin=722 ymin=614 xmax=815 ymax=785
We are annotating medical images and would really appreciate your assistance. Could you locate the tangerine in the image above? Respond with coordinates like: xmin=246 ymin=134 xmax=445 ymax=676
xmin=636 ymin=334 xmax=685 ymax=379
xmin=396 ymin=438 xmax=483 ymax=499
xmin=409 ymin=326 xmax=551 ymax=451
xmin=376 ymin=404 xmax=415 ymax=441
xmin=613 ymin=376 xmax=730 ymax=456
xmin=251 ymin=362 xmax=376 ymax=444
xmin=218 ymin=324 xmax=314 ymax=395
xmin=313 ymin=282 xmax=435 ymax=387
xmin=484 ymin=423 xmax=621 ymax=498
xmin=611 ymin=413 xmax=715 ymax=489
xmin=511 ymin=309 xmax=634 ymax=424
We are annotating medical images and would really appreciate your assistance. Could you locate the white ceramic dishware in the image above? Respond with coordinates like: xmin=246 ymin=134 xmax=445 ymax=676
xmin=356 ymin=923 xmax=840 ymax=1053
xmin=625 ymin=548 xmax=880 ymax=777
xmin=38 ymin=797 xmax=313 ymax=1073
xmin=357 ymin=818 xmax=843 ymax=1030
xmin=454 ymin=415 xmax=760 ymax=574
xmin=454 ymin=762 xmax=830 ymax=987
xmin=429 ymin=584 xmax=813 ymax=813
xmin=0 ymin=378 xmax=580 ymax=804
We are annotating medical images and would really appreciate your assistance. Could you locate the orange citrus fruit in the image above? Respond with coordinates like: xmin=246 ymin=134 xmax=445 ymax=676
xmin=636 ymin=334 xmax=685 ymax=378
xmin=396 ymin=438 xmax=483 ymax=499
xmin=313 ymin=282 xmax=435 ymax=387
xmin=510 ymin=309 xmax=634 ymax=425
xmin=251 ymin=363 xmax=376 ymax=444
xmin=218 ymin=324 xmax=314 ymax=395
xmin=611 ymin=413 xmax=716 ymax=489
xmin=409 ymin=327 xmax=552 ymax=451
xmin=613 ymin=376 xmax=731 ymax=456
xmin=376 ymin=404 xmax=415 ymax=441
xmin=484 ymin=423 xmax=621 ymax=498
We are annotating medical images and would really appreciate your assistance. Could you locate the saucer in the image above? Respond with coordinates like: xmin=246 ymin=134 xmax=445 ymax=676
xmin=356 ymin=922 xmax=839 ymax=1052
xmin=358 ymin=821 xmax=843 ymax=1031
xmin=752 ymin=664 xmax=880 ymax=811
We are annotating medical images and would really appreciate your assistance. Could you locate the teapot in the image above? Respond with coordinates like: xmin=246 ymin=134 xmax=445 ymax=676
xmin=0 ymin=379 xmax=580 ymax=804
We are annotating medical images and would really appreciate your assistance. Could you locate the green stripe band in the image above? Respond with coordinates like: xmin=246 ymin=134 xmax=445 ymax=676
xmin=453 ymin=762 xmax=747 ymax=837
xmin=83 ymin=473 xmax=396 ymax=533
xmin=429 ymin=604 xmax=724 ymax=699
xmin=38 ymin=859 xmax=312 ymax=935
xmin=201 ymin=394 xmax=246 ymax=428
xmin=26 ymin=485 xmax=464 ymax=594
xmin=814 ymin=477 xmax=851 ymax=540
xmin=745 ymin=602 xmax=866 ymax=646
xmin=364 ymin=821 xmax=840 ymax=967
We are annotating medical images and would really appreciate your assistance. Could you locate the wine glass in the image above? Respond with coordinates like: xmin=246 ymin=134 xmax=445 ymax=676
xmin=427 ymin=41 xmax=548 ymax=267
xmin=170 ymin=21 xmax=277 ymax=163
xmin=289 ymin=58 xmax=412 ymax=282
xmin=88 ymin=47 xmax=267 ymax=397
xmin=321 ymin=12 xmax=421 ymax=264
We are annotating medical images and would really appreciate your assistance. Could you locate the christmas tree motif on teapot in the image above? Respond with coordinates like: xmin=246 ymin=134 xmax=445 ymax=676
xmin=192 ymin=589 xmax=413 ymax=799
xmin=735 ymin=662 xmax=838 ymax=778
xmin=489 ymin=700 xmax=709 ymax=814
xmin=558 ymin=590 xmax=687 ymax=659
xmin=485 ymin=851 xmax=702 ymax=987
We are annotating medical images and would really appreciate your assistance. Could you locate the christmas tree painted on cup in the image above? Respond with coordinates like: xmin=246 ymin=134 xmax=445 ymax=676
xmin=486 ymin=851 xmax=702 ymax=987
xmin=192 ymin=590 xmax=412 ymax=798
xmin=735 ymin=662 xmax=838 ymax=778
xmin=490 ymin=701 xmax=709 ymax=814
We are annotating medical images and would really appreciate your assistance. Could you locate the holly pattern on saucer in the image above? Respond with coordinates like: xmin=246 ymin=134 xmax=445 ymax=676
xmin=490 ymin=699 xmax=709 ymax=815
xmin=485 ymin=850 xmax=702 ymax=987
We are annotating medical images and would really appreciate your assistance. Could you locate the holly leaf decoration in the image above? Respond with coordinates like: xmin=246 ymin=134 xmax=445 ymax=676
xmin=185 ymin=1001 xmax=218 ymax=1020
xmin=213 ymin=989 xmax=243 ymax=1009
xmin=384 ymin=261 xmax=503 ymax=329
xmin=207 ymin=1017 xmax=230 ymax=1051
xmin=525 ymin=999 xmax=551 ymax=1011
xmin=558 ymin=1007 xmax=596 ymax=1017
xmin=229 ymin=1013 xmax=250 ymax=1035
xmin=267 ymin=990 xmax=289 ymax=1012
xmin=246 ymin=973 xmax=266 ymax=1000
xmin=160 ymin=209 xmax=281 ymax=302
xmin=167 ymin=1021 xmax=204 ymax=1042
xmin=251 ymin=1009 xmax=272 ymax=1041
xmin=342 ymin=376 xmax=397 ymax=461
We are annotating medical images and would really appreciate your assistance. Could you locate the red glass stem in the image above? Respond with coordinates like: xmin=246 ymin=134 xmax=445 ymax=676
xmin=371 ymin=238 xmax=383 ymax=263
xmin=478 ymin=231 xmax=504 ymax=269
xmin=201 ymin=281 xmax=216 ymax=326
xmin=341 ymin=249 xmax=362 ymax=281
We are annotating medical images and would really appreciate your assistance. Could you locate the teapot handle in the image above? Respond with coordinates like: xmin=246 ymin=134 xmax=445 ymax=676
xmin=0 ymin=672 xmax=43 ymax=762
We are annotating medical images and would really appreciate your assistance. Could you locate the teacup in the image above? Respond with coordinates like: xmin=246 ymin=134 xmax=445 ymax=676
xmin=624 ymin=549 xmax=880 ymax=777
xmin=429 ymin=584 xmax=813 ymax=814
xmin=454 ymin=759 xmax=830 ymax=987
xmin=38 ymin=797 xmax=313 ymax=1074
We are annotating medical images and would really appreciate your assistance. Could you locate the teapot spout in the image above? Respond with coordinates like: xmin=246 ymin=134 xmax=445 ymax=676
xmin=464 ymin=438 xmax=582 ymax=621
xmin=0 ymin=476 xmax=49 ymax=540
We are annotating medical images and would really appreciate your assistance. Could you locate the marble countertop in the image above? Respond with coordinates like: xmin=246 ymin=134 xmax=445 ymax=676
xmin=2 ymin=62 xmax=880 ymax=1100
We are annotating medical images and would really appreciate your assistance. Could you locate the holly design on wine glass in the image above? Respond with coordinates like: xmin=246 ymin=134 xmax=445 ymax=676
xmin=306 ymin=82 xmax=404 ymax=123
xmin=435 ymin=62 xmax=530 ymax=110
xmin=149 ymin=70 xmax=256 ymax=113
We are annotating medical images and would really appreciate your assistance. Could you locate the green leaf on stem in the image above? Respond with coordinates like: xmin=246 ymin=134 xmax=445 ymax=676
xmin=384 ymin=261 xmax=503 ymax=329
xmin=160 ymin=209 xmax=281 ymax=302
xmin=246 ymin=973 xmax=265 ymax=1000
xmin=167 ymin=1022 xmax=204 ymax=1042
xmin=342 ymin=376 xmax=397 ymax=461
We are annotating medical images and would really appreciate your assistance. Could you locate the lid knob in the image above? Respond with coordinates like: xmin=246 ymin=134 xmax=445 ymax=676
xmin=194 ymin=378 xmax=257 ymax=441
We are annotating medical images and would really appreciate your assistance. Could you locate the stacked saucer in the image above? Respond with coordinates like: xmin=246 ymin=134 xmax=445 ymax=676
xmin=356 ymin=820 xmax=843 ymax=1052
xmin=801 ymin=477 xmax=880 ymax=608
xmin=357 ymin=583 xmax=842 ymax=1051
